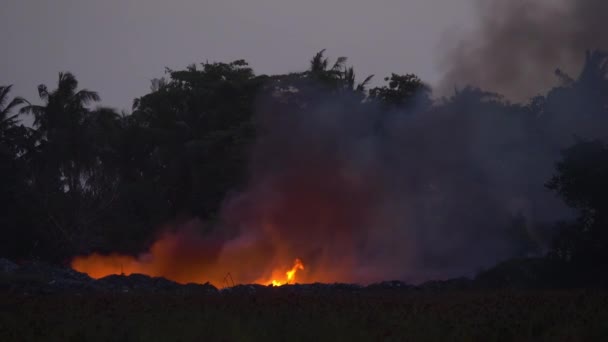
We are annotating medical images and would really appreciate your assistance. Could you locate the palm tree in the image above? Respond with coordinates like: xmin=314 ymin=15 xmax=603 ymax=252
xmin=20 ymin=72 xmax=100 ymax=135
xmin=309 ymin=49 xmax=346 ymax=74
xmin=20 ymin=72 xmax=101 ymax=194
xmin=0 ymin=85 xmax=25 ymax=132
xmin=17 ymin=73 xmax=109 ymax=253
xmin=342 ymin=66 xmax=374 ymax=93
xmin=0 ymin=85 xmax=29 ymax=157
xmin=308 ymin=50 xmax=373 ymax=93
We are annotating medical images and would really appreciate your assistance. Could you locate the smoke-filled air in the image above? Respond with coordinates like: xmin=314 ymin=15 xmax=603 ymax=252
xmin=3 ymin=0 xmax=608 ymax=290
xmin=440 ymin=0 xmax=608 ymax=101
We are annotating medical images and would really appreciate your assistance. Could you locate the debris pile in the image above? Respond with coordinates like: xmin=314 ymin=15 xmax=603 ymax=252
xmin=0 ymin=258 xmax=483 ymax=295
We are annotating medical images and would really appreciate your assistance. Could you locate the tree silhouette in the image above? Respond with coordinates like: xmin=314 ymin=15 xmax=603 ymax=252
xmin=0 ymin=85 xmax=25 ymax=131
xmin=547 ymin=140 xmax=608 ymax=265
xmin=306 ymin=49 xmax=373 ymax=94
xmin=0 ymin=85 xmax=28 ymax=157
xmin=16 ymin=73 xmax=105 ymax=255
xmin=369 ymin=73 xmax=431 ymax=109
xmin=0 ymin=85 xmax=34 ymax=258
xmin=0 ymin=48 xmax=607 ymax=290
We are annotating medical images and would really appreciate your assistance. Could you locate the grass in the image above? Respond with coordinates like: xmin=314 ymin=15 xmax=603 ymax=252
xmin=1 ymin=290 xmax=608 ymax=341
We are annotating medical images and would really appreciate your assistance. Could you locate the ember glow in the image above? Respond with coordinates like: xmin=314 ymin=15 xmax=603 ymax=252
xmin=70 ymin=222 xmax=314 ymax=287
xmin=72 ymin=244 xmax=305 ymax=288
xmin=268 ymin=258 xmax=304 ymax=286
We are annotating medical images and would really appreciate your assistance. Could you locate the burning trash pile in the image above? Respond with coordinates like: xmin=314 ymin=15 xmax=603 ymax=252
xmin=69 ymin=222 xmax=312 ymax=289
xmin=0 ymin=256 xmax=482 ymax=296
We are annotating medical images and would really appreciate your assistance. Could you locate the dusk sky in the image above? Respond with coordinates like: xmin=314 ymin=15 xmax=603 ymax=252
xmin=1 ymin=0 xmax=473 ymax=111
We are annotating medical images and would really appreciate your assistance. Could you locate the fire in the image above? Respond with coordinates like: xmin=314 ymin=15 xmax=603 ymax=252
xmin=72 ymin=251 xmax=305 ymax=288
xmin=71 ymin=253 xmax=144 ymax=279
xmin=70 ymin=225 xmax=310 ymax=287
xmin=268 ymin=258 xmax=304 ymax=286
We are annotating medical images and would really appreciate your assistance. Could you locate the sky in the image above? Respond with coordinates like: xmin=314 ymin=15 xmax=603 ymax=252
xmin=1 ymin=0 xmax=474 ymax=112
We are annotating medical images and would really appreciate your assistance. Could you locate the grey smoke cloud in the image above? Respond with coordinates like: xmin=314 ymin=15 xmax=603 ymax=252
xmin=60 ymin=0 xmax=608 ymax=284
xmin=213 ymin=83 xmax=559 ymax=284
xmin=439 ymin=0 xmax=608 ymax=100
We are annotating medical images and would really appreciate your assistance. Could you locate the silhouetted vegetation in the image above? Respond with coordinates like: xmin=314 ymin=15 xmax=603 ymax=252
xmin=2 ymin=49 xmax=608 ymax=287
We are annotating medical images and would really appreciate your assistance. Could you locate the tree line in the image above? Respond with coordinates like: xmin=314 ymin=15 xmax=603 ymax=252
xmin=2 ymin=50 xmax=608 ymax=285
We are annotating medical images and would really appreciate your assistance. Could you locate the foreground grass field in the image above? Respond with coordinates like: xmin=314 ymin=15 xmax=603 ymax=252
xmin=1 ymin=290 xmax=608 ymax=341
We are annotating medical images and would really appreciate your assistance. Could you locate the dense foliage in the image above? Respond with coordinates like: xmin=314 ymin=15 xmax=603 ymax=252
xmin=2 ymin=50 xmax=608 ymax=286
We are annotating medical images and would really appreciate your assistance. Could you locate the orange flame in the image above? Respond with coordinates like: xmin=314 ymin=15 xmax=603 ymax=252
xmin=268 ymin=258 xmax=304 ymax=286
xmin=70 ymin=227 xmax=311 ymax=288
xmin=72 ymin=251 xmax=305 ymax=288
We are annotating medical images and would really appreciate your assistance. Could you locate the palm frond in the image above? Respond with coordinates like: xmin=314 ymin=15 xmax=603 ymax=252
xmin=74 ymin=89 xmax=101 ymax=106
xmin=19 ymin=104 xmax=45 ymax=116
xmin=58 ymin=72 xmax=79 ymax=94
xmin=92 ymin=107 xmax=121 ymax=121
xmin=0 ymin=85 xmax=13 ymax=109
xmin=310 ymin=49 xmax=328 ymax=72
xmin=0 ymin=113 xmax=20 ymax=127
xmin=2 ymin=96 xmax=27 ymax=115
xmin=132 ymin=98 xmax=141 ymax=111
xmin=332 ymin=57 xmax=348 ymax=71
xmin=357 ymin=74 xmax=375 ymax=92
xmin=37 ymin=84 xmax=49 ymax=101
xmin=19 ymin=103 xmax=46 ymax=128
xmin=0 ymin=86 xmax=27 ymax=121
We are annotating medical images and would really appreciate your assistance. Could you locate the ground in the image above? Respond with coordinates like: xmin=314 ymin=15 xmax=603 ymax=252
xmin=2 ymin=290 xmax=608 ymax=341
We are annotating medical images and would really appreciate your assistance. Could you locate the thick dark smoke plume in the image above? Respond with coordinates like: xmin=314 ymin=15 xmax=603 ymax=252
xmin=216 ymin=85 xmax=560 ymax=285
xmin=213 ymin=0 xmax=608 ymax=283
xmin=440 ymin=0 xmax=608 ymax=100
xmin=102 ymin=0 xmax=608 ymax=286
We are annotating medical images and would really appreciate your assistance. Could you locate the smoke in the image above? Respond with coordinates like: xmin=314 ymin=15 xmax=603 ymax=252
xmin=74 ymin=0 xmax=608 ymax=285
xmin=77 ymin=71 xmax=601 ymax=285
xmin=208 ymin=9 xmax=608 ymax=284
xmin=439 ymin=0 xmax=608 ymax=100
xmin=212 ymin=83 xmax=559 ymax=285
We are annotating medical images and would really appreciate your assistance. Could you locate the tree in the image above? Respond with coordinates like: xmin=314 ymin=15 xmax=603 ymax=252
xmin=305 ymin=49 xmax=373 ymax=94
xmin=131 ymin=60 xmax=262 ymax=221
xmin=0 ymin=85 xmax=36 ymax=259
xmin=369 ymin=73 xmax=431 ymax=109
xmin=0 ymin=85 xmax=30 ymax=158
xmin=17 ymin=73 xmax=105 ymax=257
xmin=20 ymin=72 xmax=101 ymax=194
xmin=0 ymin=85 xmax=25 ymax=133
xmin=546 ymin=140 xmax=608 ymax=283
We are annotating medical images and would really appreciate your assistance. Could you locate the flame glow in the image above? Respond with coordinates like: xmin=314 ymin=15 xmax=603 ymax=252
xmin=70 ymin=139 xmax=389 ymax=287
xmin=267 ymin=258 xmax=304 ymax=286
xmin=72 ymin=247 xmax=305 ymax=288
xmin=70 ymin=223 xmax=315 ymax=287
